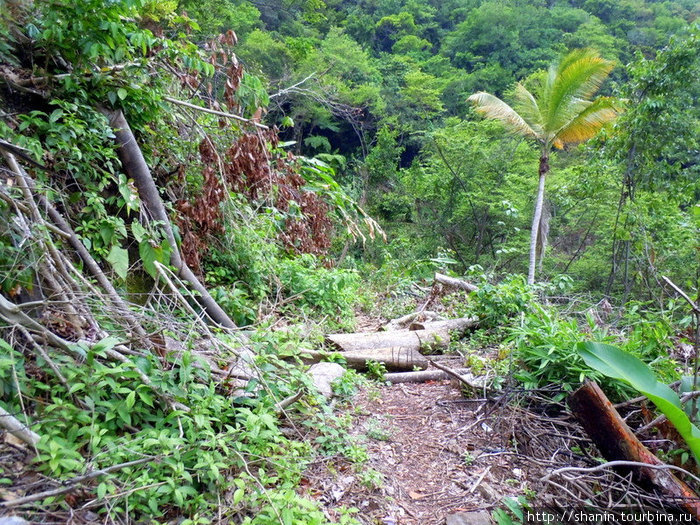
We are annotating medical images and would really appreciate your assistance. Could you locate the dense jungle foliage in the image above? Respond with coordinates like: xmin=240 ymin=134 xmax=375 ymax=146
xmin=0 ymin=0 xmax=698 ymax=523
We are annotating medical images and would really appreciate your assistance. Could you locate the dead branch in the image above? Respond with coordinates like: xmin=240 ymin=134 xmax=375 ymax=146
xmin=568 ymin=381 xmax=700 ymax=518
xmin=427 ymin=359 xmax=490 ymax=391
xmin=408 ymin=317 xmax=478 ymax=332
xmin=0 ymin=404 xmax=40 ymax=447
xmin=384 ymin=368 xmax=473 ymax=384
xmin=303 ymin=347 xmax=428 ymax=371
xmin=434 ymin=272 xmax=479 ymax=293
xmin=662 ymin=276 xmax=700 ymax=314
xmin=269 ymin=72 xmax=317 ymax=99
xmin=36 ymin=187 xmax=149 ymax=341
xmin=381 ymin=310 xmax=442 ymax=331
xmin=546 ymin=461 xmax=700 ymax=487
xmin=0 ymin=456 xmax=155 ymax=508
xmin=275 ymin=390 xmax=305 ymax=413
xmin=163 ymin=96 xmax=269 ymax=130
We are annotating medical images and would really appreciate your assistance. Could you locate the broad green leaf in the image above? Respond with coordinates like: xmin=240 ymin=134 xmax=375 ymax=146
xmin=116 ymin=402 xmax=131 ymax=426
xmin=125 ymin=390 xmax=136 ymax=409
xmin=139 ymin=240 xmax=158 ymax=278
xmin=131 ymin=221 xmax=147 ymax=243
xmin=92 ymin=336 xmax=121 ymax=354
xmin=106 ymin=245 xmax=129 ymax=280
xmin=578 ymin=342 xmax=700 ymax=462
xmin=233 ymin=487 xmax=245 ymax=505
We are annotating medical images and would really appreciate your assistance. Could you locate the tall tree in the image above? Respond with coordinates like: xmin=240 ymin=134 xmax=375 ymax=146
xmin=468 ymin=48 xmax=619 ymax=284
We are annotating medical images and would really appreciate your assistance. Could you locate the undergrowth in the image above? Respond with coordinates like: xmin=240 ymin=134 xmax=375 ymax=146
xmin=441 ymin=273 xmax=686 ymax=401
xmin=1 ymin=332 xmax=364 ymax=524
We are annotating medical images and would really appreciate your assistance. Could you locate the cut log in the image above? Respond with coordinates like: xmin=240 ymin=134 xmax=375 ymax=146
xmin=568 ymin=381 xmax=700 ymax=518
xmin=382 ymin=310 xmax=442 ymax=331
xmin=386 ymin=368 xmax=475 ymax=384
xmin=0 ymin=405 xmax=40 ymax=447
xmin=327 ymin=329 xmax=445 ymax=353
xmin=408 ymin=317 xmax=478 ymax=332
xmin=327 ymin=317 xmax=477 ymax=354
xmin=435 ymin=273 xmax=479 ymax=293
xmin=303 ymin=348 xmax=428 ymax=371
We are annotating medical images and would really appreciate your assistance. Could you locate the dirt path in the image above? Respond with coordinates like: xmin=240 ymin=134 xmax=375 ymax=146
xmin=304 ymin=379 xmax=534 ymax=525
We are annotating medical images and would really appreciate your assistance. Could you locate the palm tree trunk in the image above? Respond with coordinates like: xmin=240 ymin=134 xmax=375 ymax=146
xmin=528 ymin=153 xmax=549 ymax=285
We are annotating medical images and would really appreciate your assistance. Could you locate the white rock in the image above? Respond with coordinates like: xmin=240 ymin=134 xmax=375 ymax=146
xmin=0 ymin=518 xmax=30 ymax=525
xmin=446 ymin=511 xmax=493 ymax=525
xmin=308 ymin=362 xmax=346 ymax=397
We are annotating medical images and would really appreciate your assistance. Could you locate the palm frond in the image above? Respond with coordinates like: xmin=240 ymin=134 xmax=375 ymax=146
xmin=468 ymin=92 xmax=538 ymax=139
xmin=513 ymin=83 xmax=544 ymax=136
xmin=555 ymin=97 xmax=619 ymax=145
xmin=545 ymin=49 xmax=614 ymax=132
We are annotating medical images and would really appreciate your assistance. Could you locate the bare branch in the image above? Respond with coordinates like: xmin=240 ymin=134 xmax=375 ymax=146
xmin=163 ymin=96 xmax=269 ymax=130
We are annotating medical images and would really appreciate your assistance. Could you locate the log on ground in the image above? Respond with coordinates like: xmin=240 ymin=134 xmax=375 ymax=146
xmin=434 ymin=273 xmax=479 ymax=293
xmin=303 ymin=347 xmax=428 ymax=371
xmin=386 ymin=368 xmax=482 ymax=385
xmin=568 ymin=381 xmax=700 ymax=518
xmin=408 ymin=317 xmax=478 ymax=332
xmin=326 ymin=317 xmax=477 ymax=353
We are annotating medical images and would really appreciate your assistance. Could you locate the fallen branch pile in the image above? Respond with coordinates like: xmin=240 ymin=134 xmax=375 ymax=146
xmin=0 ymin=131 xmax=256 ymax=445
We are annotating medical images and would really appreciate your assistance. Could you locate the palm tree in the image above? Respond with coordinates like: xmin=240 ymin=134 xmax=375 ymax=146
xmin=468 ymin=48 xmax=619 ymax=285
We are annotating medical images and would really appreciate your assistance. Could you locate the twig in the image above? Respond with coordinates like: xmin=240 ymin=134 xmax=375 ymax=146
xmin=427 ymin=359 xmax=489 ymax=392
xmin=153 ymin=261 xmax=211 ymax=333
xmin=544 ymin=460 xmax=700 ymax=486
xmin=16 ymin=325 xmax=70 ymax=393
xmin=663 ymin=276 xmax=700 ymax=314
xmin=163 ymin=96 xmax=269 ymax=130
xmin=469 ymin=465 xmax=491 ymax=493
xmin=274 ymin=389 xmax=305 ymax=413
xmin=79 ymin=481 xmax=168 ymax=509
xmin=637 ymin=391 xmax=700 ymax=433
xmin=0 ymin=190 xmax=69 ymax=239
xmin=0 ymin=457 xmax=156 ymax=508
xmin=269 ymin=72 xmax=316 ymax=99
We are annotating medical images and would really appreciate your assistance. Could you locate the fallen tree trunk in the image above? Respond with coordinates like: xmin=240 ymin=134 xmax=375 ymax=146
xmin=327 ymin=317 xmax=477 ymax=353
xmin=327 ymin=329 xmax=445 ymax=353
xmin=408 ymin=317 xmax=478 ymax=332
xmin=568 ymin=381 xmax=700 ymax=518
xmin=434 ymin=272 xmax=479 ymax=293
xmin=385 ymin=368 xmax=472 ymax=384
xmin=382 ymin=310 xmax=442 ymax=331
xmin=0 ymin=405 xmax=40 ymax=447
xmin=304 ymin=347 xmax=428 ymax=371
xmin=104 ymin=110 xmax=237 ymax=331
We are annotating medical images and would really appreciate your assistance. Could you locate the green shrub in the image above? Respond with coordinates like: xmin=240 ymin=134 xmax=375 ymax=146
xmin=508 ymin=305 xmax=611 ymax=396
xmin=277 ymin=254 xmax=360 ymax=328
xmin=1 ymin=333 xmax=362 ymax=523
xmin=459 ymin=274 xmax=534 ymax=328
xmin=508 ymin=299 xmax=681 ymax=399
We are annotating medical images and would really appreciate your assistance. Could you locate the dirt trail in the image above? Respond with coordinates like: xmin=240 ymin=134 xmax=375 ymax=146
xmin=304 ymin=379 xmax=534 ymax=525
